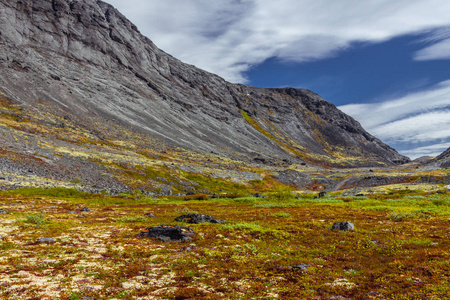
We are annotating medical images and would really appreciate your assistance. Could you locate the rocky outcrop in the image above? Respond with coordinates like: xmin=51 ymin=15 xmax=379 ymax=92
xmin=433 ymin=147 xmax=450 ymax=168
xmin=0 ymin=0 xmax=409 ymax=171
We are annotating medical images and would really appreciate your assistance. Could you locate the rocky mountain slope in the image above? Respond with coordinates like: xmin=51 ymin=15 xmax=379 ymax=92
xmin=0 ymin=0 xmax=410 ymax=192
xmin=433 ymin=147 xmax=450 ymax=168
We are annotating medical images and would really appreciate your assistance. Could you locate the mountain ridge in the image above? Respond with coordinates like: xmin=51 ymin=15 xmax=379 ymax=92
xmin=0 ymin=0 xmax=411 ymax=192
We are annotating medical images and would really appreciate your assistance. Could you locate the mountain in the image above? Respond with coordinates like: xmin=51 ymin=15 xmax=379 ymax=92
xmin=433 ymin=147 xmax=450 ymax=168
xmin=0 ymin=0 xmax=409 ymax=193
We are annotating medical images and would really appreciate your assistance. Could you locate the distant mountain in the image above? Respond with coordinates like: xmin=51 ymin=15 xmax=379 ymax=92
xmin=0 ymin=0 xmax=410 ymax=192
xmin=433 ymin=147 xmax=450 ymax=168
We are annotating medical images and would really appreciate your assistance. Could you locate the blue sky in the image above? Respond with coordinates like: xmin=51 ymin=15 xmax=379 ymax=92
xmin=106 ymin=0 xmax=450 ymax=159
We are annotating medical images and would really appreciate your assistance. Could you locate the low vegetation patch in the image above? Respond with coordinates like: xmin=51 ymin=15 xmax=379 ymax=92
xmin=21 ymin=213 xmax=51 ymax=225
xmin=0 ymin=188 xmax=449 ymax=299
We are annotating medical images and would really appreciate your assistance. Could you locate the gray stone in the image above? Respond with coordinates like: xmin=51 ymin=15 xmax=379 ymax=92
xmin=36 ymin=238 xmax=56 ymax=244
xmin=0 ymin=209 xmax=7 ymax=214
xmin=80 ymin=207 xmax=91 ymax=212
xmin=291 ymin=264 xmax=308 ymax=271
xmin=331 ymin=222 xmax=355 ymax=231
xmin=174 ymin=214 xmax=224 ymax=224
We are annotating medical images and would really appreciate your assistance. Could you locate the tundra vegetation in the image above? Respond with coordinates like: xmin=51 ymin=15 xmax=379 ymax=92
xmin=0 ymin=185 xmax=449 ymax=299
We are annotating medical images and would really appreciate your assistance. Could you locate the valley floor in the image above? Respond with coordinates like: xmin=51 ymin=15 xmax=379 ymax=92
xmin=0 ymin=187 xmax=449 ymax=299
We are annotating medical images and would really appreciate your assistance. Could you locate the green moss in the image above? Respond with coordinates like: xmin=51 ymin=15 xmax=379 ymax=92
xmin=183 ymin=172 xmax=247 ymax=193
xmin=240 ymin=110 xmax=307 ymax=159
xmin=0 ymin=187 xmax=90 ymax=198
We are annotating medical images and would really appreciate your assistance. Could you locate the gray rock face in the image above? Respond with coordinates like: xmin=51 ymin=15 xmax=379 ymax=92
xmin=432 ymin=147 xmax=450 ymax=168
xmin=0 ymin=0 xmax=409 ymax=168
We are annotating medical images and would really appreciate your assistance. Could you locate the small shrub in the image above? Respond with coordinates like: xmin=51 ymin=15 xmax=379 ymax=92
xmin=388 ymin=211 xmax=416 ymax=222
xmin=22 ymin=213 xmax=50 ymax=225
xmin=223 ymin=190 xmax=250 ymax=199
xmin=268 ymin=185 xmax=296 ymax=201
xmin=271 ymin=212 xmax=292 ymax=218
xmin=228 ymin=197 xmax=257 ymax=203
xmin=0 ymin=241 xmax=17 ymax=250
xmin=175 ymin=206 xmax=198 ymax=215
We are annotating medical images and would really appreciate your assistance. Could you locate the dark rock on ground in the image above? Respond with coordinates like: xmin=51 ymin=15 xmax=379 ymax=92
xmin=291 ymin=264 xmax=308 ymax=271
xmin=250 ymin=193 xmax=263 ymax=198
xmin=318 ymin=191 xmax=331 ymax=198
xmin=144 ymin=213 xmax=155 ymax=217
xmin=174 ymin=214 xmax=224 ymax=224
xmin=80 ymin=207 xmax=91 ymax=212
xmin=0 ymin=209 xmax=7 ymax=214
xmin=36 ymin=238 xmax=57 ymax=244
xmin=331 ymin=222 xmax=355 ymax=231
xmin=138 ymin=225 xmax=194 ymax=242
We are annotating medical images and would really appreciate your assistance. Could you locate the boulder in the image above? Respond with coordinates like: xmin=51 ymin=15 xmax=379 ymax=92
xmin=174 ymin=214 xmax=224 ymax=224
xmin=331 ymin=222 xmax=354 ymax=231
xmin=36 ymin=238 xmax=57 ymax=244
xmin=291 ymin=264 xmax=308 ymax=271
xmin=138 ymin=225 xmax=194 ymax=242
xmin=318 ymin=191 xmax=331 ymax=198
xmin=80 ymin=207 xmax=91 ymax=212
xmin=0 ymin=209 xmax=7 ymax=214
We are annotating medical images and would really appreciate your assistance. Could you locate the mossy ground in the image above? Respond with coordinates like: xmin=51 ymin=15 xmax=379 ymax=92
xmin=0 ymin=189 xmax=449 ymax=299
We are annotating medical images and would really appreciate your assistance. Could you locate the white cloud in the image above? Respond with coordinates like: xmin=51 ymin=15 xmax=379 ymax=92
xmin=339 ymin=81 xmax=450 ymax=158
xmin=414 ymin=38 xmax=450 ymax=60
xmin=106 ymin=0 xmax=450 ymax=82
xmin=401 ymin=143 xmax=450 ymax=159
xmin=340 ymin=80 xmax=450 ymax=129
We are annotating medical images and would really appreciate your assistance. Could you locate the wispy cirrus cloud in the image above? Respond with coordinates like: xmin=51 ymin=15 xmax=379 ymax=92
xmin=401 ymin=143 xmax=450 ymax=159
xmin=415 ymin=38 xmax=450 ymax=61
xmin=339 ymin=80 xmax=450 ymax=158
xmin=414 ymin=27 xmax=450 ymax=61
xmin=106 ymin=0 xmax=450 ymax=83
